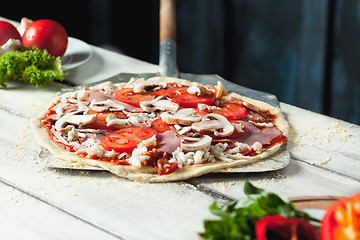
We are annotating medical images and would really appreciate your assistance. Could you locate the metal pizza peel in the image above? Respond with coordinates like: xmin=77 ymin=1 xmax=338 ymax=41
xmin=45 ymin=0 xmax=290 ymax=173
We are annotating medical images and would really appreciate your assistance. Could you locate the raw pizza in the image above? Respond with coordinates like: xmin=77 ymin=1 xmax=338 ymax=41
xmin=31 ymin=77 xmax=289 ymax=182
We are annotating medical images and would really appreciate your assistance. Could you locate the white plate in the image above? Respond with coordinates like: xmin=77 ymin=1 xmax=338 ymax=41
xmin=61 ymin=37 xmax=92 ymax=71
xmin=302 ymin=208 xmax=326 ymax=222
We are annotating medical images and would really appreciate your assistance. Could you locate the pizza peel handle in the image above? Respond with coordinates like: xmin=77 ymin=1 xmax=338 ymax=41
xmin=159 ymin=0 xmax=179 ymax=78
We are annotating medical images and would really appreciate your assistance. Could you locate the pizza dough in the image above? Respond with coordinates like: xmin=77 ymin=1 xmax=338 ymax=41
xmin=31 ymin=77 xmax=290 ymax=182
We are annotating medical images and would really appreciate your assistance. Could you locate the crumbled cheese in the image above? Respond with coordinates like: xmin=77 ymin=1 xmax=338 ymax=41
xmin=127 ymin=135 xmax=157 ymax=168
xmin=169 ymin=146 xmax=215 ymax=168
xmin=87 ymin=143 xmax=104 ymax=158
xmin=102 ymin=83 xmax=118 ymax=94
xmin=210 ymin=142 xmax=250 ymax=162
xmin=126 ymin=112 xmax=157 ymax=126
xmin=79 ymin=138 xmax=105 ymax=158
xmin=51 ymin=127 xmax=70 ymax=146
xmin=77 ymin=89 xmax=89 ymax=101
xmin=251 ymin=141 xmax=262 ymax=153
xmin=227 ymin=142 xmax=249 ymax=154
xmin=249 ymin=121 xmax=274 ymax=127
xmin=53 ymin=101 xmax=70 ymax=119
xmin=232 ymin=123 xmax=245 ymax=133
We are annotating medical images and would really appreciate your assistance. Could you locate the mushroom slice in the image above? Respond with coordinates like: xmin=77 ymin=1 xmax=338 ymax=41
xmin=187 ymin=85 xmax=210 ymax=96
xmin=106 ymin=114 xmax=131 ymax=128
xmin=67 ymin=114 xmax=97 ymax=126
xmin=181 ymin=135 xmax=212 ymax=151
xmin=140 ymin=96 xmax=179 ymax=112
xmin=131 ymin=78 xmax=167 ymax=93
xmin=214 ymin=81 xmax=228 ymax=99
xmin=89 ymin=99 xmax=125 ymax=112
xmin=160 ymin=108 xmax=201 ymax=125
xmin=17 ymin=17 xmax=33 ymax=36
xmin=55 ymin=112 xmax=96 ymax=132
xmin=191 ymin=113 xmax=234 ymax=137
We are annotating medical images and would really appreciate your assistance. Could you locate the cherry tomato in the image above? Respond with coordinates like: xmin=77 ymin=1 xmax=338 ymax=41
xmin=0 ymin=21 xmax=21 ymax=46
xmin=151 ymin=117 xmax=171 ymax=133
xmin=161 ymin=86 xmax=215 ymax=108
xmin=197 ymin=102 xmax=248 ymax=120
xmin=100 ymin=127 xmax=157 ymax=153
xmin=114 ymin=88 xmax=156 ymax=107
xmin=22 ymin=19 xmax=68 ymax=57
xmin=83 ymin=111 xmax=127 ymax=131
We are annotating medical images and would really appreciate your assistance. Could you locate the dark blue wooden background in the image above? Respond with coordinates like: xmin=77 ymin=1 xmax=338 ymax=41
xmin=3 ymin=0 xmax=360 ymax=124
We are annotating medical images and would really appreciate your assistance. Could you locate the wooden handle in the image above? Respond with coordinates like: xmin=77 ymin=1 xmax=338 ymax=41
xmin=160 ymin=0 xmax=176 ymax=42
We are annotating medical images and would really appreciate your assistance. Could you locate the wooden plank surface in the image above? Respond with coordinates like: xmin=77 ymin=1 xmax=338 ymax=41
xmin=1 ymin=45 xmax=360 ymax=240
xmin=0 ymin=181 xmax=120 ymax=240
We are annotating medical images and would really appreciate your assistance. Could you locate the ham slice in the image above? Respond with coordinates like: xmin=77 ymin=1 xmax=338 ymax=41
xmin=235 ymin=120 xmax=281 ymax=145
xmin=157 ymin=130 xmax=181 ymax=153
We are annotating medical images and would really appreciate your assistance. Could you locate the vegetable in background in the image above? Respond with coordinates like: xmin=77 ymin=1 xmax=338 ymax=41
xmin=255 ymin=215 xmax=320 ymax=240
xmin=321 ymin=193 xmax=360 ymax=240
xmin=22 ymin=19 xmax=68 ymax=57
xmin=0 ymin=21 xmax=21 ymax=46
xmin=0 ymin=46 xmax=66 ymax=88
xmin=199 ymin=180 xmax=320 ymax=240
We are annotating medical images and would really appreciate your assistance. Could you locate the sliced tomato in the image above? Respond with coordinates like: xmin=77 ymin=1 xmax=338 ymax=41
xmin=151 ymin=117 xmax=171 ymax=133
xmin=114 ymin=88 xmax=155 ymax=107
xmin=83 ymin=111 xmax=127 ymax=130
xmin=197 ymin=102 xmax=248 ymax=120
xmin=100 ymin=127 xmax=157 ymax=153
xmin=161 ymin=86 xmax=215 ymax=108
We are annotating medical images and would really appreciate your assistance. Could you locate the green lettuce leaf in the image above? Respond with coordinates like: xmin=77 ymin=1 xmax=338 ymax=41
xmin=0 ymin=46 xmax=66 ymax=88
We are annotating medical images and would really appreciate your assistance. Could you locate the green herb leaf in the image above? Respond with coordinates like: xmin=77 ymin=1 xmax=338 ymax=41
xmin=199 ymin=180 xmax=319 ymax=240
xmin=0 ymin=46 xmax=67 ymax=88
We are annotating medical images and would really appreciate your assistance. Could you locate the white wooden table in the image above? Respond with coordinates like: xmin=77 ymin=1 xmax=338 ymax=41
xmin=1 ymin=34 xmax=360 ymax=239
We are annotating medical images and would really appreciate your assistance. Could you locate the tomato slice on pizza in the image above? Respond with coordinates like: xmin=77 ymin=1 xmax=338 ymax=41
xmin=197 ymin=102 xmax=248 ymax=120
xmin=31 ymin=77 xmax=289 ymax=182
xmin=159 ymin=86 xmax=216 ymax=108
xmin=150 ymin=117 xmax=171 ymax=133
xmin=101 ymin=127 xmax=157 ymax=153
xmin=114 ymin=88 xmax=155 ymax=107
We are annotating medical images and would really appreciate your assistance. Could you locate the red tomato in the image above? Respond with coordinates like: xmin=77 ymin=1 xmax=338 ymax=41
xmin=161 ymin=86 xmax=215 ymax=108
xmin=197 ymin=102 xmax=248 ymax=120
xmin=151 ymin=117 xmax=171 ymax=133
xmin=114 ymin=88 xmax=156 ymax=107
xmin=100 ymin=127 xmax=157 ymax=153
xmin=0 ymin=21 xmax=21 ymax=45
xmin=22 ymin=19 xmax=68 ymax=57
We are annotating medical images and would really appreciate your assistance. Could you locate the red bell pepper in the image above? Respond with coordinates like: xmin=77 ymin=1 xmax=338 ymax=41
xmin=255 ymin=215 xmax=320 ymax=240
xmin=321 ymin=193 xmax=360 ymax=240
